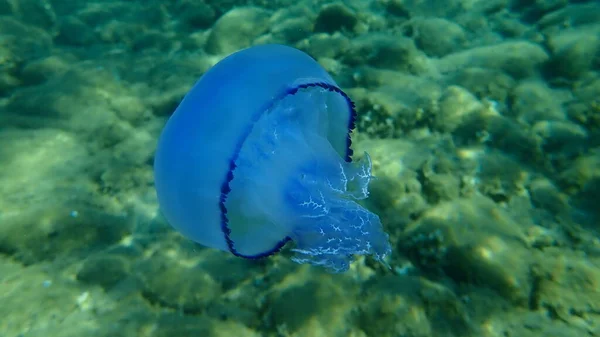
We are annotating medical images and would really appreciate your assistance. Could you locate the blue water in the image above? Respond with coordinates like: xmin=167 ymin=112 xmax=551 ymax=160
xmin=0 ymin=1 xmax=599 ymax=337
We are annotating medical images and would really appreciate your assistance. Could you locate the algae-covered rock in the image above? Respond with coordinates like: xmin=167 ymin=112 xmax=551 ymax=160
xmin=354 ymin=138 xmax=437 ymax=226
xmin=0 ymin=128 xmax=137 ymax=264
xmin=174 ymin=0 xmax=216 ymax=29
xmin=348 ymin=68 xmax=441 ymax=137
xmin=401 ymin=196 xmax=531 ymax=303
xmin=559 ymin=149 xmax=600 ymax=219
xmin=0 ymin=16 xmax=52 ymax=65
xmin=490 ymin=12 xmax=529 ymax=38
xmin=532 ymin=120 xmax=588 ymax=156
xmin=135 ymin=246 xmax=222 ymax=313
xmin=399 ymin=0 xmax=481 ymax=17
xmin=449 ymin=67 xmax=516 ymax=102
xmin=56 ymin=16 xmax=96 ymax=46
xmin=152 ymin=313 xmax=261 ymax=337
xmin=511 ymin=0 xmax=568 ymax=23
xmin=296 ymin=32 xmax=350 ymax=59
xmin=5 ymin=0 xmax=57 ymax=31
xmin=508 ymin=81 xmax=567 ymax=124
xmin=255 ymin=6 xmax=315 ymax=45
xmin=358 ymin=275 xmax=472 ymax=337
xmin=568 ymin=75 xmax=600 ymax=130
xmin=432 ymin=85 xmax=485 ymax=132
xmin=454 ymin=107 xmax=542 ymax=163
xmin=2 ymin=255 xmax=261 ymax=337
xmin=270 ymin=16 xmax=313 ymax=44
xmin=0 ymin=0 xmax=12 ymax=14
xmin=411 ymin=18 xmax=467 ymax=57
xmin=3 ymin=65 xmax=145 ymax=131
xmin=349 ymin=77 xmax=438 ymax=137
xmin=558 ymin=149 xmax=600 ymax=192
xmin=545 ymin=29 xmax=600 ymax=80
xmin=264 ymin=268 xmax=358 ymax=337
xmin=76 ymin=254 xmax=131 ymax=290
xmin=343 ymin=33 xmax=431 ymax=74
xmin=0 ymin=256 xmax=131 ymax=337
xmin=0 ymin=72 xmax=19 ymax=95
xmin=436 ymin=41 xmax=549 ymax=79
xmin=537 ymin=2 xmax=600 ymax=30
xmin=474 ymin=149 xmax=530 ymax=203
xmin=380 ymin=0 xmax=410 ymax=18
xmin=20 ymin=55 xmax=70 ymax=86
xmin=314 ymin=3 xmax=357 ymax=33
xmin=527 ymin=178 xmax=569 ymax=215
xmin=478 ymin=306 xmax=596 ymax=337
xmin=419 ymin=152 xmax=462 ymax=204
xmin=530 ymin=248 xmax=600 ymax=332
xmin=0 ymin=204 xmax=134 ymax=265
xmin=205 ymin=6 xmax=270 ymax=55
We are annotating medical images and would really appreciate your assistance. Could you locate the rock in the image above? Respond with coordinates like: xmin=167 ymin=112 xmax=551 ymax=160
xmin=0 ymin=17 xmax=53 ymax=64
xmin=411 ymin=18 xmax=466 ymax=57
xmin=9 ymin=0 xmax=57 ymax=31
xmin=56 ymin=16 xmax=96 ymax=46
xmin=0 ymin=72 xmax=19 ymax=95
xmin=567 ymin=75 xmax=600 ymax=130
xmin=264 ymin=270 xmax=356 ymax=336
xmin=354 ymin=138 xmax=440 ymax=226
xmin=508 ymin=81 xmax=567 ymax=124
xmin=205 ymin=7 xmax=270 ymax=55
xmin=512 ymin=0 xmax=568 ymax=23
xmin=527 ymin=178 xmax=569 ymax=215
xmin=176 ymin=0 xmax=216 ymax=29
xmin=76 ymin=254 xmax=131 ymax=290
xmin=97 ymin=21 xmax=145 ymax=46
xmin=572 ymin=173 xmax=600 ymax=221
xmin=258 ymin=6 xmax=315 ymax=45
xmin=343 ymin=33 xmax=430 ymax=74
xmin=381 ymin=0 xmax=410 ymax=18
xmin=270 ymin=17 xmax=313 ymax=43
xmin=399 ymin=0 xmax=475 ymax=17
xmin=491 ymin=13 xmax=529 ymax=38
xmin=537 ymin=3 xmax=600 ymax=30
xmin=0 ymin=0 xmax=13 ymax=14
xmin=559 ymin=149 xmax=600 ymax=192
xmin=474 ymin=150 xmax=530 ymax=203
xmin=419 ymin=154 xmax=461 ymax=204
xmin=20 ymin=55 xmax=70 ymax=86
xmin=110 ymin=94 xmax=147 ymax=123
xmin=0 ymin=127 xmax=133 ymax=263
xmin=131 ymin=30 xmax=178 ymax=52
xmin=532 ymin=120 xmax=588 ymax=155
xmin=349 ymin=75 xmax=440 ymax=137
xmin=0 ymin=256 xmax=137 ymax=337
xmin=3 ymin=66 xmax=126 ymax=131
xmin=433 ymin=85 xmax=484 ymax=132
xmin=545 ymin=30 xmax=600 ymax=80
xmin=314 ymin=3 xmax=357 ymax=33
xmin=135 ymin=248 xmax=222 ymax=313
xmin=151 ymin=313 xmax=260 ymax=337
xmin=296 ymin=32 xmax=350 ymax=59
xmin=454 ymin=109 xmax=542 ymax=163
xmin=358 ymin=275 xmax=472 ymax=337
xmin=401 ymin=196 xmax=531 ymax=303
xmin=436 ymin=41 xmax=549 ymax=79
xmin=449 ymin=67 xmax=516 ymax=102
xmin=77 ymin=1 xmax=141 ymax=27
xmin=531 ymin=248 xmax=600 ymax=328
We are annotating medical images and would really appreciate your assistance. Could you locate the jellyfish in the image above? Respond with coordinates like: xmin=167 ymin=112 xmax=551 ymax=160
xmin=154 ymin=44 xmax=391 ymax=272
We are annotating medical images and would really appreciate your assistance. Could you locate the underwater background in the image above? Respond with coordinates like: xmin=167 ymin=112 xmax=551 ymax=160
xmin=1 ymin=0 xmax=599 ymax=336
